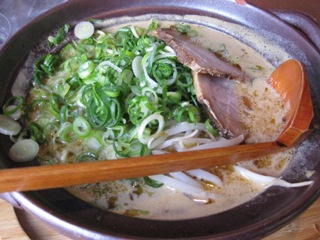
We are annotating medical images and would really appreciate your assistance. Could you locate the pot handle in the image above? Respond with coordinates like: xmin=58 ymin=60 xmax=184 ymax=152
xmin=0 ymin=192 xmax=22 ymax=209
xmin=273 ymin=11 xmax=320 ymax=51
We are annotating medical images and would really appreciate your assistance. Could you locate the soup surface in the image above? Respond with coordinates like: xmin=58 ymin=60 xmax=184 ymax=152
xmin=18 ymin=14 xmax=295 ymax=220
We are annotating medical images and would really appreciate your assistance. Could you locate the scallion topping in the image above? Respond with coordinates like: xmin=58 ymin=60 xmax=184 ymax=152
xmin=73 ymin=116 xmax=92 ymax=138
xmin=9 ymin=139 xmax=39 ymax=162
xmin=0 ymin=21 xmax=223 ymax=192
xmin=0 ymin=114 xmax=21 ymax=136
xmin=2 ymin=96 xmax=24 ymax=117
xmin=74 ymin=21 xmax=95 ymax=40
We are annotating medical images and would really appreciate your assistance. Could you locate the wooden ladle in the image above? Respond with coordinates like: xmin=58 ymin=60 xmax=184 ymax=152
xmin=0 ymin=59 xmax=313 ymax=193
xmin=267 ymin=59 xmax=313 ymax=146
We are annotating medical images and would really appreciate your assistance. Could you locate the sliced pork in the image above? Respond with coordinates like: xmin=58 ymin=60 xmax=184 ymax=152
xmin=150 ymin=28 xmax=248 ymax=81
xmin=193 ymin=72 xmax=245 ymax=137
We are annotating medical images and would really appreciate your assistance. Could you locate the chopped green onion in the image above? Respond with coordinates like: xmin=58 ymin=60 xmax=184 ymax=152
xmin=43 ymin=122 xmax=59 ymax=140
xmin=175 ymin=23 xmax=191 ymax=34
xmin=78 ymin=60 xmax=95 ymax=79
xmin=167 ymin=91 xmax=182 ymax=104
xmin=147 ymin=19 xmax=159 ymax=32
xmin=40 ymin=54 xmax=60 ymax=76
xmin=57 ymin=82 xmax=71 ymax=97
xmin=205 ymin=119 xmax=219 ymax=137
xmin=4 ymin=105 xmax=22 ymax=120
xmin=144 ymin=176 xmax=163 ymax=188
xmin=49 ymin=93 xmax=66 ymax=118
xmin=0 ymin=114 xmax=21 ymax=135
xmin=9 ymin=139 xmax=39 ymax=162
xmin=74 ymin=21 xmax=95 ymax=40
xmin=138 ymin=112 xmax=164 ymax=145
xmin=132 ymin=56 xmax=143 ymax=78
xmin=58 ymin=122 xmax=75 ymax=143
xmin=59 ymin=105 xmax=68 ymax=123
xmin=76 ymin=151 xmax=97 ymax=162
xmin=129 ymin=139 xmax=150 ymax=157
xmin=2 ymin=96 xmax=24 ymax=117
xmin=97 ymin=60 xmax=122 ymax=73
xmin=113 ymin=139 xmax=130 ymax=158
xmin=28 ymin=122 xmax=45 ymax=144
xmin=48 ymin=24 xmax=70 ymax=47
xmin=85 ymin=134 xmax=103 ymax=152
xmin=152 ymin=58 xmax=177 ymax=85
xmin=73 ymin=116 xmax=92 ymax=138
xmin=102 ymin=85 xmax=121 ymax=98
xmin=174 ymin=23 xmax=198 ymax=37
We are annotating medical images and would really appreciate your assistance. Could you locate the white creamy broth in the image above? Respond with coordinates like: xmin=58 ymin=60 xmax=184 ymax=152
xmin=68 ymin=167 xmax=260 ymax=220
xmin=64 ymin=17 xmax=292 ymax=220
xmin=23 ymin=14 xmax=295 ymax=220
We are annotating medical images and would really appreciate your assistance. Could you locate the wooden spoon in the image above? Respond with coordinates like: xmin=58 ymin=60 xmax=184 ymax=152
xmin=268 ymin=59 xmax=313 ymax=146
xmin=0 ymin=59 xmax=313 ymax=193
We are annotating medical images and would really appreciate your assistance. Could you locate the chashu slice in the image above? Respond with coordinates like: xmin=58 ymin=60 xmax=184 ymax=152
xmin=151 ymin=28 xmax=248 ymax=137
xmin=192 ymin=72 xmax=244 ymax=137
xmin=150 ymin=28 xmax=248 ymax=81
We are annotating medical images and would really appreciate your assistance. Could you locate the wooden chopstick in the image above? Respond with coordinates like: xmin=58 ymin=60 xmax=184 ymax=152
xmin=0 ymin=141 xmax=283 ymax=193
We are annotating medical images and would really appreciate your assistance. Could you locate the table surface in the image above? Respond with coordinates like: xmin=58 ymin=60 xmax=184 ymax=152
xmin=0 ymin=0 xmax=320 ymax=239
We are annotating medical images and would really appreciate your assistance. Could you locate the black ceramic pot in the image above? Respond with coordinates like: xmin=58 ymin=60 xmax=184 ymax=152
xmin=0 ymin=0 xmax=320 ymax=239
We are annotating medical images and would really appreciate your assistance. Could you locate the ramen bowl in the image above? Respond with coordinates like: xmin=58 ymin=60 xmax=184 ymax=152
xmin=0 ymin=0 xmax=320 ymax=239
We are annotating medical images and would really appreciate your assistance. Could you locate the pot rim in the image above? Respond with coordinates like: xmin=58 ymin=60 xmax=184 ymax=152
xmin=1 ymin=0 xmax=320 ymax=239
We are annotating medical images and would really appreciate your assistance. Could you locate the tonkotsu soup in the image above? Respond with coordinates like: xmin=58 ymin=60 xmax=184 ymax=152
xmin=3 ymin=14 xmax=312 ymax=220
